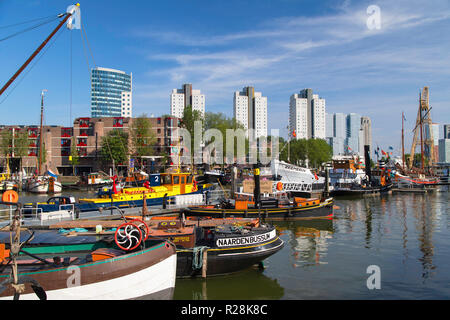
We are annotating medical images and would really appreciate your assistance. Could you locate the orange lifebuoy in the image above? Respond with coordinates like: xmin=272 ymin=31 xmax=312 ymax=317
xmin=2 ymin=190 xmax=18 ymax=203
xmin=276 ymin=182 xmax=283 ymax=191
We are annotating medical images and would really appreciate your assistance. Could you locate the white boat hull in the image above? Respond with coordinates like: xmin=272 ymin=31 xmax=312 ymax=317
xmin=1 ymin=252 xmax=177 ymax=300
xmin=27 ymin=180 xmax=62 ymax=194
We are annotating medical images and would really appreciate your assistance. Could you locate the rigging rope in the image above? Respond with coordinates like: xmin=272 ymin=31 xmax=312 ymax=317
xmin=0 ymin=14 xmax=61 ymax=30
xmin=0 ymin=16 xmax=61 ymax=43
xmin=0 ymin=26 xmax=66 ymax=105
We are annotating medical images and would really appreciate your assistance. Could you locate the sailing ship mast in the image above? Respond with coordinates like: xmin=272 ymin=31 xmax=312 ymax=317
xmin=38 ymin=90 xmax=47 ymax=175
xmin=401 ymin=112 xmax=405 ymax=172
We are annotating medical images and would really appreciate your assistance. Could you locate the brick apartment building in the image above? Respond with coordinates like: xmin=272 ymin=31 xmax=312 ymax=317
xmin=0 ymin=116 xmax=181 ymax=176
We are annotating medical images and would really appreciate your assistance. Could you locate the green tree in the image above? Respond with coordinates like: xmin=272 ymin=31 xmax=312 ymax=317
xmin=181 ymin=105 xmax=203 ymax=139
xmin=0 ymin=129 xmax=28 ymax=158
xmin=70 ymin=137 xmax=80 ymax=175
xmin=180 ymin=105 xmax=203 ymax=166
xmin=0 ymin=129 xmax=30 ymax=173
xmin=306 ymin=139 xmax=332 ymax=168
xmin=279 ymin=138 xmax=331 ymax=168
xmin=130 ymin=114 xmax=156 ymax=161
xmin=100 ymin=129 xmax=129 ymax=167
xmin=204 ymin=112 xmax=248 ymax=164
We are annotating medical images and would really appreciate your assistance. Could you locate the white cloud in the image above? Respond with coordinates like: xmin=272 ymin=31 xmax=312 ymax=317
xmin=131 ymin=0 xmax=450 ymax=144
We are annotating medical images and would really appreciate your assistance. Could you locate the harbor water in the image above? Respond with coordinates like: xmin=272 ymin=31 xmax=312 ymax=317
xmin=5 ymin=187 xmax=450 ymax=299
xmin=174 ymin=187 xmax=450 ymax=300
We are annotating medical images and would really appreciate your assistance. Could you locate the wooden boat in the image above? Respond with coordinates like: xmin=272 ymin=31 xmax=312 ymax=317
xmin=49 ymin=215 xmax=284 ymax=278
xmin=26 ymin=175 xmax=62 ymax=194
xmin=183 ymin=196 xmax=334 ymax=220
xmin=0 ymin=212 xmax=177 ymax=300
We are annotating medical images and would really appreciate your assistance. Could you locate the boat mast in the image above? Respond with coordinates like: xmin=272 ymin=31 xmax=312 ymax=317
xmin=419 ymin=92 xmax=424 ymax=170
xmin=0 ymin=11 xmax=74 ymax=97
xmin=38 ymin=90 xmax=46 ymax=176
xmin=402 ymin=112 xmax=405 ymax=172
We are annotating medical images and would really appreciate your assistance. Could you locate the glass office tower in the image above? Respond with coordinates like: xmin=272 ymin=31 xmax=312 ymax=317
xmin=91 ymin=67 xmax=132 ymax=118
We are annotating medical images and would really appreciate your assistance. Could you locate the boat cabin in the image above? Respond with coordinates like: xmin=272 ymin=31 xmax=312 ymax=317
xmin=157 ymin=172 xmax=193 ymax=194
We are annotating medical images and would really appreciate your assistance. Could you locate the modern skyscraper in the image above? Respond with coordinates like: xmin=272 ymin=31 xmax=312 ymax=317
xmin=289 ymin=89 xmax=326 ymax=140
xmin=346 ymin=113 xmax=361 ymax=153
xmin=233 ymin=86 xmax=267 ymax=139
xmin=170 ymin=83 xmax=205 ymax=118
xmin=444 ymin=124 xmax=450 ymax=139
xmin=91 ymin=67 xmax=132 ymax=118
xmin=325 ymin=113 xmax=371 ymax=157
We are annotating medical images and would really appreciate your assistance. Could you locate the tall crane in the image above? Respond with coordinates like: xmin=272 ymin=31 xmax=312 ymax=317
xmin=408 ymin=86 xmax=435 ymax=170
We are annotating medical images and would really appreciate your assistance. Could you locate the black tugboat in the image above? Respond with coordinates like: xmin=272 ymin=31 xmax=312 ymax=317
xmin=28 ymin=212 xmax=284 ymax=278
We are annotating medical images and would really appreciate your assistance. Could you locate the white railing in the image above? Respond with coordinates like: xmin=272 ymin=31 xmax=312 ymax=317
xmin=174 ymin=194 xmax=205 ymax=206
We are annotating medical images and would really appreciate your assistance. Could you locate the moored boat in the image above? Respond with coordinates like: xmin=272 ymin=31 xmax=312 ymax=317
xmin=48 ymin=215 xmax=284 ymax=278
xmin=26 ymin=175 xmax=62 ymax=194
xmin=77 ymin=171 xmax=213 ymax=211
xmin=0 ymin=202 xmax=177 ymax=300
xmin=183 ymin=196 xmax=334 ymax=220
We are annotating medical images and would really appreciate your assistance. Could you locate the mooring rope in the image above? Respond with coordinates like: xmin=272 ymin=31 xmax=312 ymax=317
xmin=192 ymin=246 xmax=208 ymax=270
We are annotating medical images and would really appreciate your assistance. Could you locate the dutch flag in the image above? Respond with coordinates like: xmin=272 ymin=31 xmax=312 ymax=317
xmin=46 ymin=170 xmax=58 ymax=178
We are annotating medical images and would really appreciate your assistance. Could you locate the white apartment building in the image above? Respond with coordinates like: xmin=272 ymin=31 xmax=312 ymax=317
xmin=233 ymin=87 xmax=267 ymax=139
xmin=254 ymin=92 xmax=267 ymax=139
xmin=170 ymin=84 xmax=205 ymax=118
xmin=191 ymin=89 xmax=205 ymax=115
xmin=312 ymin=94 xmax=326 ymax=139
xmin=289 ymin=94 xmax=308 ymax=139
xmin=289 ymin=89 xmax=326 ymax=140
xmin=233 ymin=91 xmax=249 ymax=130
xmin=121 ymin=91 xmax=132 ymax=117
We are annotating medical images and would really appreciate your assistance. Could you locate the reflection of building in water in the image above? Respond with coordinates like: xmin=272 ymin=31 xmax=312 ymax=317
xmin=275 ymin=220 xmax=333 ymax=268
xmin=291 ymin=228 xmax=332 ymax=267
xmin=412 ymin=194 xmax=437 ymax=280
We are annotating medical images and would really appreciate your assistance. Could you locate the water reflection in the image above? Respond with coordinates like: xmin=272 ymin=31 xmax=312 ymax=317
xmin=412 ymin=194 xmax=437 ymax=280
xmin=274 ymin=220 xmax=333 ymax=267
xmin=173 ymin=268 xmax=284 ymax=300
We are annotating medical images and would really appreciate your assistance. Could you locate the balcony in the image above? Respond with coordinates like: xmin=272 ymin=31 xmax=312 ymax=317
xmin=61 ymin=139 xmax=71 ymax=147
xmin=77 ymin=147 xmax=88 ymax=157
xmin=113 ymin=117 xmax=124 ymax=127
xmin=61 ymin=127 xmax=72 ymax=137
xmin=78 ymin=118 xmax=90 ymax=128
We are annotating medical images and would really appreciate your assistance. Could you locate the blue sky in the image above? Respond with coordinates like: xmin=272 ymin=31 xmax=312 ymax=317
xmin=0 ymin=0 xmax=449 ymax=154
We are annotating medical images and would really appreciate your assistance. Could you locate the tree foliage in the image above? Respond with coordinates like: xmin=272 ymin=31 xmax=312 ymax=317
xmin=181 ymin=105 xmax=203 ymax=139
xmin=279 ymin=138 xmax=332 ymax=168
xmin=130 ymin=114 xmax=156 ymax=159
xmin=100 ymin=129 xmax=129 ymax=165
xmin=0 ymin=129 xmax=29 ymax=158
xmin=70 ymin=137 xmax=80 ymax=175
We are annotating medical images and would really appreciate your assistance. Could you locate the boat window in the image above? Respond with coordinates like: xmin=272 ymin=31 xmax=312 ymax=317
xmin=187 ymin=176 xmax=193 ymax=183
xmin=181 ymin=176 xmax=185 ymax=184
xmin=173 ymin=175 xmax=180 ymax=184
xmin=162 ymin=175 xmax=171 ymax=185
